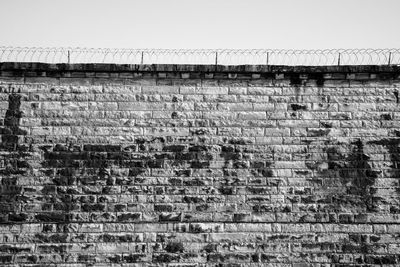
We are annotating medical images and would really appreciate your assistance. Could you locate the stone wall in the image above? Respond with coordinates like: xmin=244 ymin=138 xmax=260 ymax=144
xmin=0 ymin=63 xmax=400 ymax=266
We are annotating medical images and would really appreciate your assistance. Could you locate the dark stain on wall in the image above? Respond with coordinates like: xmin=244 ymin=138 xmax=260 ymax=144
xmin=368 ymin=137 xmax=400 ymax=197
xmin=289 ymin=74 xmax=302 ymax=87
xmin=394 ymin=90 xmax=399 ymax=104
xmin=36 ymin=139 xmax=153 ymax=259
xmin=303 ymin=138 xmax=383 ymax=263
xmin=31 ymin=132 xmax=278 ymax=263
xmin=315 ymin=73 xmax=325 ymax=87
xmin=305 ymin=139 xmax=378 ymax=213
xmin=290 ymin=103 xmax=307 ymax=111
xmin=0 ymin=94 xmax=30 ymax=223
xmin=336 ymin=139 xmax=378 ymax=212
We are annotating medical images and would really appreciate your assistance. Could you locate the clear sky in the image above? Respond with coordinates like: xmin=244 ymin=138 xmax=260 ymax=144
xmin=0 ymin=0 xmax=399 ymax=49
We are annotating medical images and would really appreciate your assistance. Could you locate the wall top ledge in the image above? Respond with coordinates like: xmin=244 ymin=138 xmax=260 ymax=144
xmin=1 ymin=62 xmax=400 ymax=74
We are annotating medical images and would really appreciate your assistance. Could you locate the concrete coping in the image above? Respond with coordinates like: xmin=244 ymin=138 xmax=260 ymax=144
xmin=1 ymin=62 xmax=400 ymax=74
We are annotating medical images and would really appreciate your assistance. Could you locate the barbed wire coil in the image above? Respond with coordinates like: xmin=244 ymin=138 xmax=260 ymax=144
xmin=0 ymin=47 xmax=399 ymax=66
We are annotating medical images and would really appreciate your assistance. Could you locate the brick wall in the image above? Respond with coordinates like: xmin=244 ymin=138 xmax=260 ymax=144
xmin=0 ymin=63 xmax=400 ymax=266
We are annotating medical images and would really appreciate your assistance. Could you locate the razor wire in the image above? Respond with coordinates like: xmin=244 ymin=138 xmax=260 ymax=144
xmin=0 ymin=47 xmax=399 ymax=66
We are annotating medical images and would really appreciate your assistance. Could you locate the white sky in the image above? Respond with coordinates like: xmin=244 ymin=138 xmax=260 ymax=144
xmin=0 ymin=0 xmax=399 ymax=49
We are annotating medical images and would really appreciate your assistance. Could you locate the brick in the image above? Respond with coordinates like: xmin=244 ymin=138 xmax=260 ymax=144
xmin=209 ymin=233 xmax=264 ymax=242
xmin=225 ymin=223 xmax=272 ymax=232
xmin=79 ymin=224 xmax=104 ymax=233
xmin=179 ymin=86 xmax=196 ymax=94
xmin=197 ymin=87 xmax=229 ymax=95
xmin=217 ymin=103 xmax=253 ymax=111
xmin=237 ymin=111 xmax=266 ymax=120
xmin=248 ymin=87 xmax=282 ymax=95
xmin=118 ymin=102 xmax=165 ymax=110
xmin=253 ymin=103 xmax=275 ymax=111
xmin=229 ymin=87 xmax=247 ymax=94
xmin=96 ymin=243 xmax=130 ymax=253
xmin=142 ymin=86 xmax=179 ymax=94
